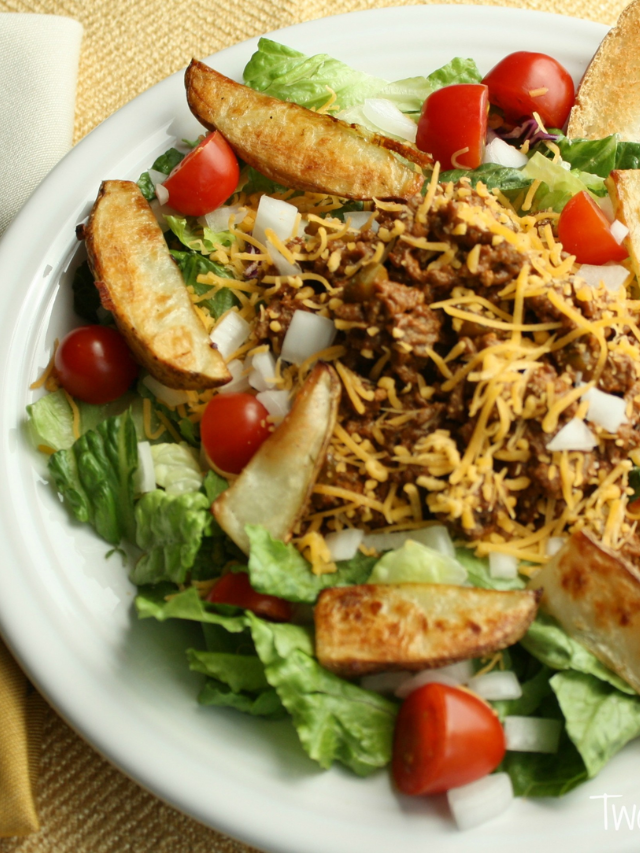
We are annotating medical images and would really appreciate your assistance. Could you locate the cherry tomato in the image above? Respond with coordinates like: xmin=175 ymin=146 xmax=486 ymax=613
xmin=206 ymin=571 xmax=293 ymax=622
xmin=558 ymin=191 xmax=629 ymax=265
xmin=162 ymin=132 xmax=239 ymax=217
xmin=482 ymin=52 xmax=575 ymax=129
xmin=54 ymin=325 xmax=139 ymax=404
xmin=200 ymin=393 xmax=271 ymax=475
xmin=392 ymin=683 xmax=506 ymax=796
xmin=416 ymin=84 xmax=488 ymax=171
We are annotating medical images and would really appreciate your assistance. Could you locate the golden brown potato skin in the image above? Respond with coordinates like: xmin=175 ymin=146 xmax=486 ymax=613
xmin=185 ymin=59 xmax=429 ymax=201
xmin=84 ymin=180 xmax=230 ymax=389
xmin=315 ymin=583 xmax=540 ymax=677
xmin=529 ymin=530 xmax=640 ymax=694
xmin=213 ymin=363 xmax=340 ymax=553
xmin=607 ymin=170 xmax=640 ymax=283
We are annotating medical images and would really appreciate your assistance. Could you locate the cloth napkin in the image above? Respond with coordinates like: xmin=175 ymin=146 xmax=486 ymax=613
xmin=0 ymin=13 xmax=83 ymax=235
xmin=0 ymin=11 xmax=82 ymax=836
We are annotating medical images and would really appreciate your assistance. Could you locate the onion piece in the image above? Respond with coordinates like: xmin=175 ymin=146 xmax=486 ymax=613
xmin=209 ymin=310 xmax=251 ymax=360
xmin=325 ymin=528 xmax=364 ymax=561
xmin=546 ymin=536 xmax=566 ymax=557
xmin=268 ymin=244 xmax=302 ymax=277
xmin=362 ymin=524 xmax=455 ymax=557
xmin=610 ymin=219 xmax=629 ymax=245
xmin=482 ymin=137 xmax=528 ymax=168
xmin=142 ymin=375 xmax=190 ymax=407
xmin=344 ymin=211 xmax=379 ymax=233
xmin=280 ymin=310 xmax=337 ymax=365
xmin=204 ymin=204 xmax=246 ymax=231
xmin=360 ymin=671 xmax=412 ymax=694
xmin=134 ymin=441 xmax=156 ymax=494
xmin=447 ymin=773 xmax=514 ymax=831
xmin=489 ymin=552 xmax=518 ymax=579
xmin=253 ymin=196 xmax=299 ymax=247
xmin=504 ymin=716 xmax=562 ymax=753
xmin=577 ymin=263 xmax=629 ymax=293
xmin=395 ymin=661 xmax=474 ymax=698
xmin=155 ymin=183 xmax=169 ymax=205
xmin=148 ymin=168 xmax=168 ymax=187
xmin=467 ymin=671 xmax=522 ymax=701
xmin=362 ymin=98 xmax=418 ymax=143
xmin=583 ymin=386 xmax=628 ymax=433
xmin=249 ymin=349 xmax=278 ymax=392
xmin=255 ymin=389 xmax=291 ymax=418
xmin=546 ymin=418 xmax=597 ymax=452
xmin=217 ymin=359 xmax=251 ymax=395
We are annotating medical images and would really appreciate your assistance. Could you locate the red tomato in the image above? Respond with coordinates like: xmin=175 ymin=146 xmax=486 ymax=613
xmin=55 ymin=325 xmax=139 ymax=405
xmin=558 ymin=191 xmax=629 ymax=265
xmin=482 ymin=52 xmax=575 ymax=129
xmin=200 ymin=393 xmax=271 ymax=475
xmin=206 ymin=571 xmax=293 ymax=622
xmin=392 ymin=683 xmax=506 ymax=796
xmin=416 ymin=84 xmax=488 ymax=171
xmin=162 ymin=132 xmax=239 ymax=217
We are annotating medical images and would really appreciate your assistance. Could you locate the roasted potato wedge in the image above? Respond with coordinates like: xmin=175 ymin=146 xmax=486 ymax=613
xmin=315 ymin=583 xmax=540 ymax=677
xmin=85 ymin=180 xmax=230 ymax=390
xmin=529 ymin=530 xmax=640 ymax=694
xmin=213 ymin=363 xmax=340 ymax=553
xmin=567 ymin=0 xmax=640 ymax=140
xmin=185 ymin=59 xmax=429 ymax=201
xmin=607 ymin=170 xmax=640 ymax=282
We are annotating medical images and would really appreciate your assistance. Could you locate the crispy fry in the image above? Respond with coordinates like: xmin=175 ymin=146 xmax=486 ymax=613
xmin=185 ymin=59 xmax=429 ymax=201
xmin=607 ymin=169 xmax=640 ymax=282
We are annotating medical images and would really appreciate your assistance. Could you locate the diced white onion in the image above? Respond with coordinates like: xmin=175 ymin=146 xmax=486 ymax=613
xmin=362 ymin=98 xmax=418 ymax=143
xmin=610 ymin=219 xmax=629 ymax=245
xmin=504 ymin=716 xmax=562 ymax=753
xmin=468 ymin=671 xmax=522 ymax=701
xmin=255 ymin=389 xmax=291 ymax=418
xmin=546 ymin=418 xmax=597 ymax=452
xmin=395 ymin=661 xmax=474 ymax=698
xmin=149 ymin=199 xmax=179 ymax=231
xmin=360 ymin=671 xmax=412 ymax=694
xmin=489 ymin=551 xmax=518 ymax=579
xmin=447 ymin=773 xmax=514 ymax=831
xmin=363 ymin=524 xmax=456 ymax=557
xmin=218 ymin=359 xmax=251 ymax=395
xmin=253 ymin=196 xmax=300 ymax=247
xmin=546 ymin=536 xmax=566 ymax=557
xmin=280 ymin=310 xmax=337 ymax=365
xmin=134 ymin=441 xmax=156 ymax=494
xmin=583 ymin=386 xmax=628 ymax=433
xmin=155 ymin=183 xmax=169 ymax=205
xmin=249 ymin=349 xmax=278 ymax=392
xmin=597 ymin=195 xmax=615 ymax=222
xmin=142 ymin=375 xmax=190 ymax=407
xmin=482 ymin=137 xmax=528 ymax=169
xmin=209 ymin=311 xmax=251 ymax=360
xmin=204 ymin=204 xmax=246 ymax=232
xmin=345 ymin=211 xmax=379 ymax=233
xmin=268 ymin=244 xmax=302 ymax=277
xmin=325 ymin=528 xmax=364 ymax=562
xmin=148 ymin=168 xmax=168 ymax=187
xmin=577 ymin=263 xmax=629 ymax=293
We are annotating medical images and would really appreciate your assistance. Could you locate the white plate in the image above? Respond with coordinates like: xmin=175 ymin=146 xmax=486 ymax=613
xmin=1 ymin=6 xmax=634 ymax=852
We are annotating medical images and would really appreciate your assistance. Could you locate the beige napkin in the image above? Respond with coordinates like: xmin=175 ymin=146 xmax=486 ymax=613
xmin=0 ymin=11 xmax=82 ymax=836
xmin=0 ymin=12 xmax=82 ymax=235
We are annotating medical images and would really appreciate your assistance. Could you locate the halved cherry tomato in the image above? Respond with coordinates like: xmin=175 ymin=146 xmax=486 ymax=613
xmin=206 ymin=571 xmax=293 ymax=622
xmin=200 ymin=393 xmax=271 ymax=475
xmin=392 ymin=682 xmax=506 ymax=796
xmin=482 ymin=52 xmax=575 ymax=129
xmin=416 ymin=84 xmax=488 ymax=171
xmin=558 ymin=190 xmax=629 ymax=265
xmin=162 ymin=132 xmax=239 ymax=217
xmin=54 ymin=325 xmax=139 ymax=405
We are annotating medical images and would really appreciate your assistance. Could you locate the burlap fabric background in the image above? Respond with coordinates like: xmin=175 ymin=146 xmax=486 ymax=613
xmin=0 ymin=0 xmax=630 ymax=850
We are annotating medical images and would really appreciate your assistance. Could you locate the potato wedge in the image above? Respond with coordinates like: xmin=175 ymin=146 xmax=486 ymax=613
xmin=85 ymin=180 xmax=230 ymax=390
xmin=213 ymin=363 xmax=340 ymax=553
xmin=607 ymin=170 xmax=640 ymax=282
xmin=567 ymin=0 xmax=640 ymax=140
xmin=529 ymin=530 xmax=640 ymax=693
xmin=315 ymin=583 xmax=540 ymax=677
xmin=185 ymin=59 xmax=429 ymax=201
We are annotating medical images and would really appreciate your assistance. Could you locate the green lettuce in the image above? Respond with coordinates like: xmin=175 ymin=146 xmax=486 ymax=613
xmin=439 ymin=163 xmax=533 ymax=197
xmin=197 ymin=678 xmax=285 ymax=718
xmin=455 ymin=547 xmax=526 ymax=591
xmin=48 ymin=411 xmax=138 ymax=544
xmin=546 ymin=132 xmax=640 ymax=176
xmin=137 ymin=147 xmax=185 ymax=201
xmin=135 ymin=584 xmax=247 ymax=630
xmin=170 ymin=250 xmax=239 ymax=320
xmin=150 ymin=442 xmax=203 ymax=495
xmin=368 ymin=539 xmax=467 ymax=585
xmin=165 ymin=215 xmax=233 ymax=254
xmin=27 ymin=389 xmax=131 ymax=453
xmin=522 ymin=151 xmax=607 ymax=211
xmin=71 ymin=260 xmax=103 ymax=324
xmin=188 ymin=649 xmax=270 ymax=693
xmin=246 ymin=525 xmax=376 ymax=603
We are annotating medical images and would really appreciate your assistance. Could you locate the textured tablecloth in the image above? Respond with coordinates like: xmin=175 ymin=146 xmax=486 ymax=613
xmin=0 ymin=0 xmax=631 ymax=850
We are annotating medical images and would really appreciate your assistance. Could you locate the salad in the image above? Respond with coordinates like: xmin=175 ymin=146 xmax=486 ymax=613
xmin=26 ymin=8 xmax=640 ymax=832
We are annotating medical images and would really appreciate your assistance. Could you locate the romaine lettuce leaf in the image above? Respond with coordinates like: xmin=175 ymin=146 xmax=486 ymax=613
xmin=246 ymin=525 xmax=376 ymax=603
xmin=455 ymin=547 xmax=526 ymax=591
xmin=170 ymin=250 xmax=239 ymax=320
xmin=27 ymin=389 xmax=131 ymax=453
xmin=150 ymin=442 xmax=203 ymax=495
xmin=522 ymin=152 xmax=607 ymax=211
xmin=197 ymin=678 xmax=285 ymax=718
xmin=48 ymin=411 xmax=138 ymax=544
xmin=188 ymin=649 xmax=270 ymax=693
xmin=368 ymin=539 xmax=467 ymax=585
xmin=165 ymin=215 xmax=233 ymax=254
xmin=439 ymin=163 xmax=533 ymax=197
xmin=375 ymin=57 xmax=482 ymax=118
xmin=135 ymin=584 xmax=247 ymax=631
xmin=546 ymin=132 xmax=640 ymax=176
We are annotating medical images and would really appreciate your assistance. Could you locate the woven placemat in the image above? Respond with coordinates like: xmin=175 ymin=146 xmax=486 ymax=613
xmin=0 ymin=0 xmax=630 ymax=850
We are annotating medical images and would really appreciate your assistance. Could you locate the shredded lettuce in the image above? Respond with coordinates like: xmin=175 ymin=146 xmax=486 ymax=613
xmin=368 ymin=539 xmax=467 ymax=585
